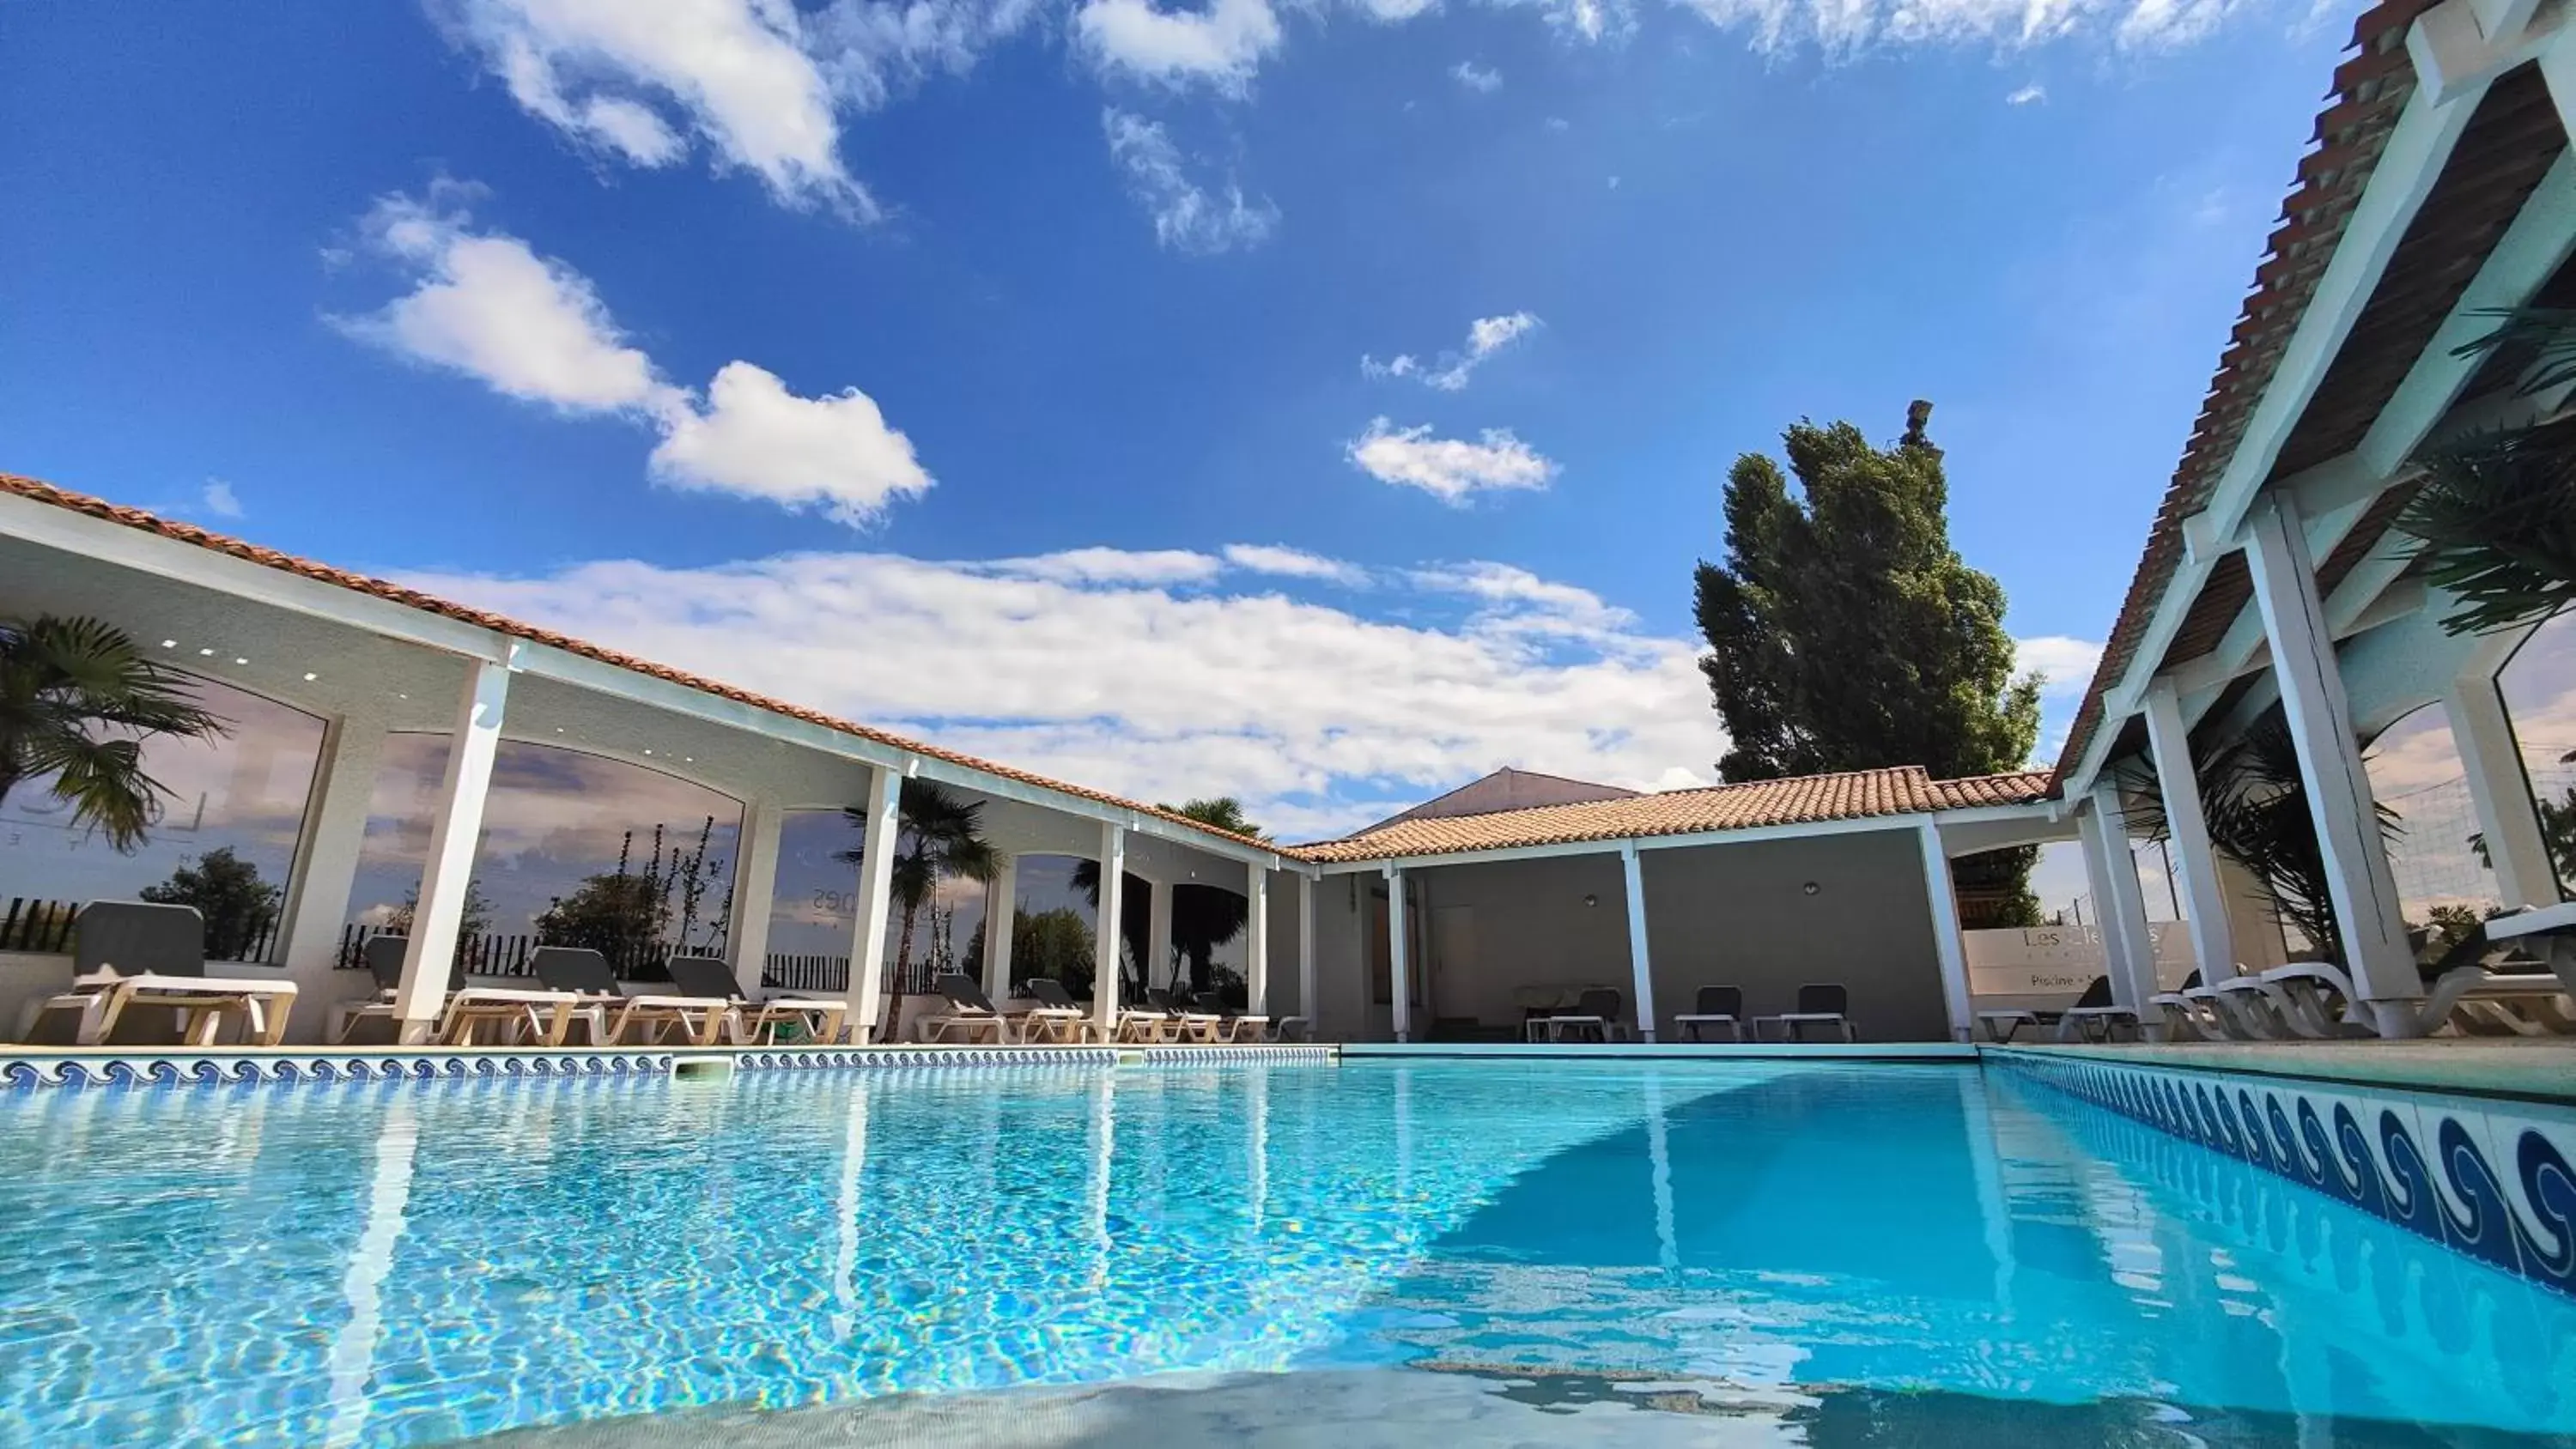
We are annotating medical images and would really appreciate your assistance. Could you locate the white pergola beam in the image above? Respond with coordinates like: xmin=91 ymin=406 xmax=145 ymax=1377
xmin=983 ymin=854 xmax=1017 ymax=999
xmin=1247 ymin=865 xmax=1270 ymax=1017
xmin=2244 ymin=495 xmax=2423 ymax=1020
xmin=728 ymin=799 xmax=785 ymax=991
xmin=2446 ymin=679 xmax=2561 ymax=908
xmin=1146 ymin=874 xmax=1175 ymax=995
xmin=1917 ymin=822 xmax=1973 ymax=1042
xmin=845 ymin=767 xmax=903 ymax=1042
xmin=1297 ymin=873 xmax=1318 ymax=1034
xmin=2078 ymin=786 xmax=2160 ymax=1010
xmin=1386 ymin=865 xmax=1413 ymax=1043
xmin=396 ymin=653 xmax=513 ymax=1038
xmin=2143 ymin=682 xmax=2240 ymax=982
xmin=1619 ymin=842 xmax=1659 ymax=1041
xmin=1091 ymin=823 xmax=1127 ymax=1039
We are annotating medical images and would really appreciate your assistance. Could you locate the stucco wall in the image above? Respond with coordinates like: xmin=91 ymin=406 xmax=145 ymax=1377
xmin=1352 ymin=828 xmax=1955 ymax=1042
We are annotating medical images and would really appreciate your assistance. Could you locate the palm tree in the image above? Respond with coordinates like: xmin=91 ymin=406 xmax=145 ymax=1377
xmin=838 ymin=780 xmax=997 ymax=990
xmin=1071 ymin=797 xmax=1267 ymax=993
xmin=0 ymin=615 xmax=225 ymax=852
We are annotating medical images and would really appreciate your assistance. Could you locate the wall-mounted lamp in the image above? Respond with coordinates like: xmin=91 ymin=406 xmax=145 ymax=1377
xmin=1801 ymin=882 xmax=1821 ymax=896
xmin=1582 ymin=893 xmax=1599 ymax=907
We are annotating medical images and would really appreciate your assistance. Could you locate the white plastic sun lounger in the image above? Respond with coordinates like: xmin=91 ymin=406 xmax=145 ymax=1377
xmin=25 ymin=901 xmax=299 ymax=1047
xmin=664 ymin=955 xmax=845 ymax=1045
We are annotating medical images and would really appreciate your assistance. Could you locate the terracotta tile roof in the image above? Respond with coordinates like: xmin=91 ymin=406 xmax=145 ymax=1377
xmin=2051 ymin=0 xmax=2437 ymax=785
xmin=1301 ymin=767 xmax=2057 ymax=862
xmin=0 ymin=472 xmax=1273 ymax=855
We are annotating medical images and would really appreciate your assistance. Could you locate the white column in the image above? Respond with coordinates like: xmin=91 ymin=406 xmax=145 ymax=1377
xmin=1246 ymin=864 xmax=1270 ymax=1016
xmin=272 ymin=713 xmax=385 ymax=1044
xmin=982 ymin=854 xmax=1018 ymax=998
xmin=846 ymin=766 xmax=903 ymax=1043
xmin=1297 ymin=873 xmax=1317 ymax=1033
xmin=2244 ymin=496 xmax=2421 ymax=1023
xmin=1146 ymin=873 xmax=1175 ymax=994
xmin=396 ymin=656 xmax=510 ymax=1040
xmin=1917 ymin=822 xmax=1973 ymax=1043
xmin=1386 ymin=865 xmax=1412 ymax=1042
xmin=1619 ymin=841 xmax=1659 ymax=1041
xmin=2080 ymin=786 xmax=2159 ymax=1010
xmin=727 ymin=799 xmax=783 ymax=993
xmin=1092 ymin=822 xmax=1127 ymax=1039
xmin=2446 ymin=678 xmax=2559 ymax=909
xmin=2144 ymin=682 xmax=2240 ymax=982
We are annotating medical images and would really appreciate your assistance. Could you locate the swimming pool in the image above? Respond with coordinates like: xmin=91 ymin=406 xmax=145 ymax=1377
xmin=2 ymin=1059 xmax=2571 ymax=1446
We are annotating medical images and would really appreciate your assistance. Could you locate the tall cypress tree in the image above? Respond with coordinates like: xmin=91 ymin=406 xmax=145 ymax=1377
xmin=1693 ymin=401 xmax=2044 ymax=925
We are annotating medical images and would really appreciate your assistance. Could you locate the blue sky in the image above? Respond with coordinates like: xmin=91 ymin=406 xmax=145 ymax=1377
xmin=2 ymin=0 xmax=2353 ymax=847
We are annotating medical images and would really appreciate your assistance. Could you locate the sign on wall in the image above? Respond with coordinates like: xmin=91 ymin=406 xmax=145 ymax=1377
xmin=1963 ymin=923 xmax=2196 ymax=999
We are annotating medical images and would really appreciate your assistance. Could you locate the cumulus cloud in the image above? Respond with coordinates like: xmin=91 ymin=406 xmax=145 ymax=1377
xmin=337 ymin=189 xmax=928 ymax=525
xmin=1451 ymin=59 xmax=1502 ymax=90
xmin=1348 ymin=418 xmax=1557 ymax=504
xmin=2006 ymin=81 xmax=2046 ymax=103
xmin=401 ymin=544 xmax=1722 ymax=840
xmin=1224 ymin=543 xmax=1372 ymax=587
xmin=1362 ymin=311 xmax=1540 ymax=391
xmin=1102 ymin=109 xmax=1279 ymax=254
xmin=648 ymin=361 xmax=932 ymax=524
xmin=1076 ymin=0 xmax=1282 ymax=90
xmin=433 ymin=0 xmax=873 ymax=215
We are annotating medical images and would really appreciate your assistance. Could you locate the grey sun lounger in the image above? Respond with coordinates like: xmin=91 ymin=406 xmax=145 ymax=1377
xmin=532 ymin=946 xmax=737 ymax=1047
xmin=665 ymin=954 xmax=847 ymax=1046
xmin=1536 ymin=987 xmax=1631 ymax=1042
xmin=1022 ymin=979 xmax=1103 ymax=1043
xmin=25 ymin=901 xmax=299 ymax=1047
xmin=922 ymin=972 xmax=1014 ymax=1044
xmin=1674 ymin=985 xmax=1744 ymax=1042
xmin=1758 ymin=983 xmax=1856 ymax=1042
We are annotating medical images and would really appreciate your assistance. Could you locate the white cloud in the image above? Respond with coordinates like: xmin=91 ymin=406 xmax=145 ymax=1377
xmin=1361 ymin=311 xmax=1541 ymax=391
xmin=338 ymin=189 xmax=928 ymax=526
xmin=1224 ymin=543 xmax=1372 ymax=586
xmin=200 ymin=479 xmax=244 ymax=519
xmin=1102 ymin=109 xmax=1279 ymax=254
xmin=334 ymin=191 xmax=683 ymax=417
xmin=1350 ymin=0 xmax=1438 ymax=17
xmin=1451 ymin=59 xmax=1502 ymax=90
xmin=2014 ymin=635 xmax=2105 ymax=698
xmin=1543 ymin=115 xmax=1571 ymax=130
xmin=648 ymin=361 xmax=932 ymax=525
xmin=435 ymin=0 xmax=872 ymax=216
xmin=991 ymin=547 xmax=1225 ymax=585
xmin=1348 ymin=418 xmax=1557 ymax=504
xmin=1076 ymin=0 xmax=1282 ymax=90
xmin=1672 ymin=0 xmax=2247 ymax=56
xmin=2006 ymin=81 xmax=2046 ymax=104
xmin=804 ymin=0 xmax=1048 ymax=111
xmin=401 ymin=544 xmax=1722 ymax=840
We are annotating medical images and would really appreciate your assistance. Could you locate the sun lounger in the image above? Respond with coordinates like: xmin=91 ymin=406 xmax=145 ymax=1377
xmin=2052 ymin=976 xmax=2141 ymax=1042
xmin=1022 ymin=979 xmax=1103 ymax=1043
xmin=1674 ymin=985 xmax=1744 ymax=1042
xmin=919 ymin=972 xmax=1016 ymax=1043
xmin=328 ymin=935 xmax=579 ymax=1046
xmin=1193 ymin=991 xmax=1270 ymax=1043
xmin=1149 ymin=988 xmax=1226 ymax=1044
xmin=1536 ymin=987 xmax=1631 ymax=1042
xmin=2143 ymin=970 xmax=2206 ymax=1040
xmin=531 ymin=947 xmax=735 ymax=1047
xmin=24 ymin=901 xmax=298 ymax=1047
xmin=664 ymin=954 xmax=846 ymax=1046
xmin=1758 ymin=983 xmax=1856 ymax=1043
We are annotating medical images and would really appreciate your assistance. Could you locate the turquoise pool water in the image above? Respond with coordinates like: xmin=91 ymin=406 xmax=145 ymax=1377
xmin=1 ymin=1060 xmax=2571 ymax=1446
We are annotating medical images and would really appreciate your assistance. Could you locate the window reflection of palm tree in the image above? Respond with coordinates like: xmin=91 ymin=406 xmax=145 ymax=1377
xmin=1070 ymin=797 xmax=1266 ymax=996
xmin=838 ymin=781 xmax=997 ymax=992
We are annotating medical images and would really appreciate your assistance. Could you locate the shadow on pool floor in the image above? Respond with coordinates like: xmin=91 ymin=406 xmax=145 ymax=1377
xmin=459 ymin=1367 xmax=2576 ymax=1447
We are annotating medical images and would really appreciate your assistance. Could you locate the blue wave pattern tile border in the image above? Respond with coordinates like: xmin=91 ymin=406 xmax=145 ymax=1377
xmin=1998 ymin=1053 xmax=2576 ymax=1299
xmin=0 ymin=1050 xmax=677 ymax=1090
xmin=0 ymin=1042 xmax=1339 ymax=1092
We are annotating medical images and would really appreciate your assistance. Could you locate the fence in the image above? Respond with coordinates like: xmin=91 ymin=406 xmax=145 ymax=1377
xmin=762 ymin=955 xmax=849 ymax=994
xmin=334 ymin=923 xmax=697 ymax=982
xmin=2 ymin=896 xmax=283 ymax=962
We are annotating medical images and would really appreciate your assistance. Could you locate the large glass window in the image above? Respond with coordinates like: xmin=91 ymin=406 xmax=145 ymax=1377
xmin=2495 ymin=606 xmax=2576 ymax=900
xmin=0 ymin=674 xmax=323 ymax=961
xmin=347 ymin=736 xmax=741 ymax=979
xmin=2362 ymin=702 xmax=2503 ymax=952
